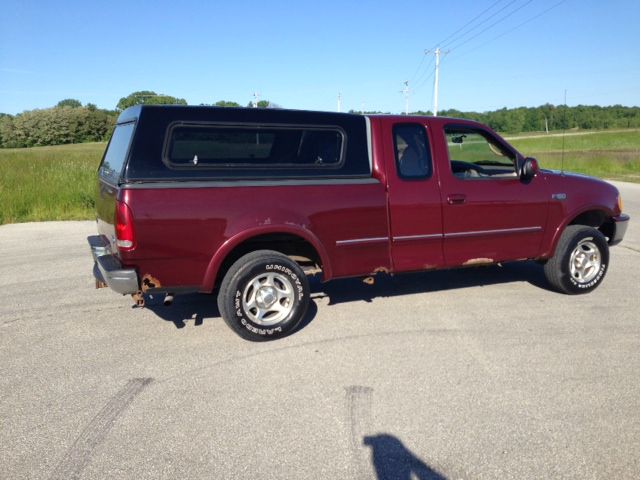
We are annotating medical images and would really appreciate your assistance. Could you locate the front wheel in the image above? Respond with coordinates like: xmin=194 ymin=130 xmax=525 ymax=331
xmin=543 ymin=225 xmax=609 ymax=294
xmin=217 ymin=250 xmax=310 ymax=341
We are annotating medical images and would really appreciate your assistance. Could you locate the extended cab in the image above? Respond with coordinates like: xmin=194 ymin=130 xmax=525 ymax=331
xmin=89 ymin=106 xmax=629 ymax=340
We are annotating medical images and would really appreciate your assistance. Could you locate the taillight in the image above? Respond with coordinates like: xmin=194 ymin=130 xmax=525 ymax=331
xmin=115 ymin=201 xmax=136 ymax=251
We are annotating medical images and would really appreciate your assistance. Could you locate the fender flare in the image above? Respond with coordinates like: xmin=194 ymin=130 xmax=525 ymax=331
xmin=543 ymin=204 xmax=614 ymax=258
xmin=201 ymin=225 xmax=332 ymax=292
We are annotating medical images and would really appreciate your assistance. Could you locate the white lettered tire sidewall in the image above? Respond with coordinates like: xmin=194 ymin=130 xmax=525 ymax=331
xmin=219 ymin=250 xmax=310 ymax=341
xmin=545 ymin=226 xmax=610 ymax=295
xmin=566 ymin=236 xmax=607 ymax=291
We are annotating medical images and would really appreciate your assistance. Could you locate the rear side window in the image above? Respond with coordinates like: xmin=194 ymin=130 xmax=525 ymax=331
xmin=99 ymin=122 xmax=135 ymax=184
xmin=393 ymin=123 xmax=432 ymax=179
xmin=165 ymin=124 xmax=345 ymax=169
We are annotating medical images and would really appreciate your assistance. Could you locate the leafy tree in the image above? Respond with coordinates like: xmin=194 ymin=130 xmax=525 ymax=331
xmin=2 ymin=103 xmax=640 ymax=148
xmin=215 ymin=100 xmax=241 ymax=107
xmin=246 ymin=99 xmax=276 ymax=108
xmin=116 ymin=91 xmax=187 ymax=111
xmin=56 ymin=98 xmax=82 ymax=108
xmin=0 ymin=107 xmax=116 ymax=147
xmin=0 ymin=114 xmax=15 ymax=147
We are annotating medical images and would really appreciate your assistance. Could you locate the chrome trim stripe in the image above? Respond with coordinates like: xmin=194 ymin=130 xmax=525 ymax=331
xmin=393 ymin=233 xmax=442 ymax=242
xmin=445 ymin=226 xmax=543 ymax=238
xmin=336 ymin=236 xmax=389 ymax=246
xmin=121 ymin=177 xmax=380 ymax=189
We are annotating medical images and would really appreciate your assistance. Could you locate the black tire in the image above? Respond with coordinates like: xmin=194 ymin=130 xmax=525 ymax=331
xmin=543 ymin=225 xmax=609 ymax=294
xmin=217 ymin=250 xmax=310 ymax=341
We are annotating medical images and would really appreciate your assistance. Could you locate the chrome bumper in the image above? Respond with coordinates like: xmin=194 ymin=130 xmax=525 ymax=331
xmin=88 ymin=235 xmax=139 ymax=295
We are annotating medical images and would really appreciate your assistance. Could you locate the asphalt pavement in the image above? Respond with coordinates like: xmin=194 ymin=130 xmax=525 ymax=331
xmin=1 ymin=181 xmax=639 ymax=480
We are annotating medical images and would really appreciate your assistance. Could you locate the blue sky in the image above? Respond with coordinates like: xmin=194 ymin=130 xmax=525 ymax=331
xmin=1 ymin=0 xmax=638 ymax=114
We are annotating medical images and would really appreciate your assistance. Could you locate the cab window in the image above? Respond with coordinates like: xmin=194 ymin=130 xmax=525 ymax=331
xmin=393 ymin=124 xmax=432 ymax=179
xmin=445 ymin=126 xmax=517 ymax=179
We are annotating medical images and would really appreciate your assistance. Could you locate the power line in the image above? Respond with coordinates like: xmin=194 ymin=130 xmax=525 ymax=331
xmin=408 ymin=51 xmax=428 ymax=84
xmin=406 ymin=0 xmax=560 ymax=114
xmin=406 ymin=1 xmax=506 ymax=110
xmin=434 ymin=0 xmax=509 ymax=49
xmin=441 ymin=0 xmax=521 ymax=50
xmin=452 ymin=0 xmax=568 ymax=59
xmin=447 ymin=0 xmax=535 ymax=52
xmin=404 ymin=1 xmax=505 ymax=103
xmin=412 ymin=55 xmax=435 ymax=87
xmin=412 ymin=61 xmax=437 ymax=94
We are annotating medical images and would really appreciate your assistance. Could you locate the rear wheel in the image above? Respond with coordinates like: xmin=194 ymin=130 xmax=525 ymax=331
xmin=217 ymin=250 xmax=310 ymax=341
xmin=544 ymin=225 xmax=609 ymax=294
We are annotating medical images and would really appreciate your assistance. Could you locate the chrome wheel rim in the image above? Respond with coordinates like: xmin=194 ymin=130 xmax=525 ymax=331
xmin=242 ymin=272 xmax=295 ymax=325
xmin=569 ymin=239 xmax=601 ymax=284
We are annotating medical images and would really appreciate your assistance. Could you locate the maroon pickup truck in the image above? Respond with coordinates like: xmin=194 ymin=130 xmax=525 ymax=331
xmin=89 ymin=105 xmax=629 ymax=340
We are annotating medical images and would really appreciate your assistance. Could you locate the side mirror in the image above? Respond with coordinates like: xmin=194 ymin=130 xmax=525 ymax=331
xmin=520 ymin=157 xmax=539 ymax=181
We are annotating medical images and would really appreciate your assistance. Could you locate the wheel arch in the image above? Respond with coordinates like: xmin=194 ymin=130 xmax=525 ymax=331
xmin=544 ymin=205 xmax=615 ymax=258
xmin=202 ymin=226 xmax=331 ymax=292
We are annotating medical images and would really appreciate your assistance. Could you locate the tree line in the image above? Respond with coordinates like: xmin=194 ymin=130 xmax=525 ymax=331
xmin=1 ymin=91 xmax=639 ymax=148
xmin=356 ymin=104 xmax=640 ymax=134
xmin=434 ymin=104 xmax=640 ymax=133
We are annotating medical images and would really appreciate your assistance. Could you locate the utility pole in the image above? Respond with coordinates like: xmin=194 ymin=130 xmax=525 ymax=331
xmin=252 ymin=91 xmax=260 ymax=108
xmin=425 ymin=47 xmax=448 ymax=116
xmin=433 ymin=48 xmax=441 ymax=116
xmin=400 ymin=81 xmax=410 ymax=115
xmin=337 ymin=91 xmax=342 ymax=113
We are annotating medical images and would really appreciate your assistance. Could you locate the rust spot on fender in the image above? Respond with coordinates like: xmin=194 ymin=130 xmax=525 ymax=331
xmin=141 ymin=274 xmax=161 ymax=293
xmin=463 ymin=258 xmax=494 ymax=266
xmin=131 ymin=291 xmax=145 ymax=308
xmin=372 ymin=266 xmax=390 ymax=274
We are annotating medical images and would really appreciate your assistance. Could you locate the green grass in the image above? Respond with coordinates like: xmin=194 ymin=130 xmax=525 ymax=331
xmin=0 ymin=128 xmax=639 ymax=225
xmin=0 ymin=142 xmax=104 ymax=224
xmin=507 ymin=129 xmax=640 ymax=181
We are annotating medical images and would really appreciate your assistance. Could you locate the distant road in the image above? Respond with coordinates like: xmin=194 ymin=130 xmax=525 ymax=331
xmin=504 ymin=128 xmax=640 ymax=141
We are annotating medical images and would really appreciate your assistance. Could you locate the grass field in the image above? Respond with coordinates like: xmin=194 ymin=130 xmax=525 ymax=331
xmin=0 ymin=129 xmax=638 ymax=224
xmin=0 ymin=142 xmax=103 ymax=224
xmin=507 ymin=129 xmax=640 ymax=181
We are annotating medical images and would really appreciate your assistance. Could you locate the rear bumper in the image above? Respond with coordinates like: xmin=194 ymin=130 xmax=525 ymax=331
xmin=88 ymin=235 xmax=139 ymax=294
xmin=609 ymin=214 xmax=630 ymax=246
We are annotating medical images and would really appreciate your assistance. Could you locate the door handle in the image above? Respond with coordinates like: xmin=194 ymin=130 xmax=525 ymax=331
xmin=447 ymin=194 xmax=466 ymax=205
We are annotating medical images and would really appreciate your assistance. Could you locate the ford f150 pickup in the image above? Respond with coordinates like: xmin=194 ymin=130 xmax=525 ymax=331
xmin=88 ymin=105 xmax=629 ymax=340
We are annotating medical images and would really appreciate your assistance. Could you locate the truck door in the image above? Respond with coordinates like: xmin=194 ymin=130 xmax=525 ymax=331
xmin=437 ymin=124 xmax=548 ymax=266
xmin=383 ymin=121 xmax=445 ymax=272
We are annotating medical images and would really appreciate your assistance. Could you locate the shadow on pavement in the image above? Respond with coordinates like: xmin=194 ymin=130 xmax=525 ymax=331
xmin=364 ymin=434 xmax=447 ymax=480
xmin=144 ymin=291 xmax=318 ymax=333
xmin=143 ymin=292 xmax=219 ymax=329
xmin=144 ymin=260 xmax=551 ymax=331
xmin=315 ymin=260 xmax=550 ymax=306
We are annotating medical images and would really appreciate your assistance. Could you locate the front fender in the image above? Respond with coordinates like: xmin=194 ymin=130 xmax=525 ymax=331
xmin=539 ymin=172 xmax=619 ymax=258
xmin=542 ymin=203 xmax=616 ymax=258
